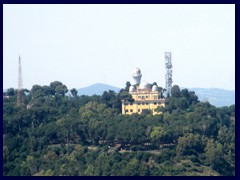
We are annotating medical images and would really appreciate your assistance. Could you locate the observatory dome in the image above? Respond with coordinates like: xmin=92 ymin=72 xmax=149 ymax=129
xmin=132 ymin=68 xmax=142 ymax=85
xmin=129 ymin=86 xmax=136 ymax=92
xmin=132 ymin=68 xmax=141 ymax=75
xmin=152 ymin=85 xmax=158 ymax=92
xmin=139 ymin=81 xmax=151 ymax=90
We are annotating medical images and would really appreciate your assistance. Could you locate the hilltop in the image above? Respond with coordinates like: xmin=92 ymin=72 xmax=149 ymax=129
xmin=3 ymin=84 xmax=235 ymax=107
xmin=75 ymin=84 xmax=235 ymax=107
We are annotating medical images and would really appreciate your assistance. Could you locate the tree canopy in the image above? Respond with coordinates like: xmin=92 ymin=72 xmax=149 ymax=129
xmin=3 ymin=81 xmax=235 ymax=176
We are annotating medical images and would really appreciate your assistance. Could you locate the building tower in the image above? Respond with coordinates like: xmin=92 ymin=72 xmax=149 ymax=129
xmin=17 ymin=55 xmax=23 ymax=106
xmin=165 ymin=52 xmax=173 ymax=97
xmin=132 ymin=68 xmax=142 ymax=85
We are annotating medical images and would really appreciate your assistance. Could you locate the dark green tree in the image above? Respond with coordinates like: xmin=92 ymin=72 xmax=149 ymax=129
xmin=125 ymin=81 xmax=131 ymax=91
xmin=171 ymin=85 xmax=181 ymax=98
xmin=70 ymin=88 xmax=78 ymax=97
xmin=6 ymin=88 xmax=15 ymax=96
xmin=55 ymin=85 xmax=68 ymax=96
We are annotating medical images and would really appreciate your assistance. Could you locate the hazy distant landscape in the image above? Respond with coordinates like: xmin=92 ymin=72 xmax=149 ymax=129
xmin=187 ymin=88 xmax=235 ymax=107
xmin=3 ymin=84 xmax=235 ymax=107
xmin=75 ymin=83 xmax=235 ymax=107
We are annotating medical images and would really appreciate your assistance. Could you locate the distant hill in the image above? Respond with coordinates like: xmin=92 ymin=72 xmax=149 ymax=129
xmin=3 ymin=85 xmax=235 ymax=107
xmin=77 ymin=83 xmax=121 ymax=96
xmin=77 ymin=84 xmax=234 ymax=107
xmin=186 ymin=88 xmax=235 ymax=107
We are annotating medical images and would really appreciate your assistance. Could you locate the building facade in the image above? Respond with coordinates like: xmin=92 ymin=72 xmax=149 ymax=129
xmin=122 ymin=68 xmax=165 ymax=115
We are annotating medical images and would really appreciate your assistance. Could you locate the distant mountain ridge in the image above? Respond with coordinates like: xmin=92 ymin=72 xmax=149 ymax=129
xmin=186 ymin=88 xmax=235 ymax=107
xmin=3 ymin=84 xmax=235 ymax=107
xmin=77 ymin=83 xmax=121 ymax=96
xmin=77 ymin=84 xmax=235 ymax=107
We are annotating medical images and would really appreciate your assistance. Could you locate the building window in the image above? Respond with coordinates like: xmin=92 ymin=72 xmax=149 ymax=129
xmin=142 ymin=96 xmax=145 ymax=99
xmin=125 ymin=110 xmax=129 ymax=113
xmin=154 ymin=102 xmax=157 ymax=105
xmin=146 ymin=103 xmax=149 ymax=105
xmin=146 ymin=96 xmax=148 ymax=98
xmin=130 ymin=109 xmax=133 ymax=112
xmin=142 ymin=103 xmax=145 ymax=105
xmin=138 ymin=96 xmax=141 ymax=99
xmin=138 ymin=103 xmax=141 ymax=105
xmin=130 ymin=103 xmax=133 ymax=105
xmin=138 ymin=109 xmax=141 ymax=112
xmin=154 ymin=96 xmax=157 ymax=100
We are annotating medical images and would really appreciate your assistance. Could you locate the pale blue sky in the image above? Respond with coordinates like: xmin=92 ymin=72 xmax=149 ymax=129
xmin=3 ymin=4 xmax=235 ymax=90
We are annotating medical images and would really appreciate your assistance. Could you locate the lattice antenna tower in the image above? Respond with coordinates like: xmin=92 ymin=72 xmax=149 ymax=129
xmin=17 ymin=55 xmax=23 ymax=106
xmin=165 ymin=52 xmax=173 ymax=97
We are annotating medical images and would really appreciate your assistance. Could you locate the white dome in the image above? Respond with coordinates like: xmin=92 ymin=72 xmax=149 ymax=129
xmin=132 ymin=68 xmax=141 ymax=75
xmin=152 ymin=85 xmax=158 ymax=91
xmin=129 ymin=86 xmax=136 ymax=92
xmin=132 ymin=68 xmax=142 ymax=84
xmin=139 ymin=81 xmax=151 ymax=90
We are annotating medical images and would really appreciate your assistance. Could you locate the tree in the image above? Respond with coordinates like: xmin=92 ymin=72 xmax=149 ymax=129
xmin=150 ymin=126 xmax=166 ymax=147
xmin=119 ymin=90 xmax=134 ymax=103
xmin=55 ymin=85 xmax=68 ymax=96
xmin=188 ymin=91 xmax=198 ymax=104
xmin=181 ymin=89 xmax=190 ymax=99
xmin=30 ymin=85 xmax=44 ymax=99
xmin=125 ymin=81 xmax=131 ymax=91
xmin=50 ymin=81 xmax=63 ymax=90
xmin=158 ymin=86 xmax=164 ymax=98
xmin=176 ymin=133 xmax=205 ymax=156
xmin=42 ymin=85 xmax=55 ymax=96
xmin=205 ymin=139 xmax=223 ymax=165
xmin=70 ymin=88 xmax=78 ymax=97
xmin=171 ymin=85 xmax=181 ymax=98
xmin=101 ymin=90 xmax=117 ymax=108
xmin=56 ymin=115 xmax=78 ymax=154
xmin=6 ymin=88 xmax=15 ymax=96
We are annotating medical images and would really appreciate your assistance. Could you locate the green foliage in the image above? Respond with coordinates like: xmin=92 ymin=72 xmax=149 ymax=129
xmin=119 ymin=90 xmax=134 ymax=103
xmin=125 ymin=81 xmax=131 ymax=91
xmin=150 ymin=126 xmax=166 ymax=145
xmin=176 ymin=133 xmax=206 ymax=156
xmin=55 ymin=84 xmax=68 ymax=96
xmin=70 ymin=88 xmax=78 ymax=97
xmin=3 ymin=82 xmax=235 ymax=176
xmin=171 ymin=85 xmax=181 ymax=98
xmin=6 ymin=88 xmax=16 ymax=96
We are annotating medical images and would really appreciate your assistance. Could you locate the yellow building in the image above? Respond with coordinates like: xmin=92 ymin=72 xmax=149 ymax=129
xmin=122 ymin=68 xmax=165 ymax=115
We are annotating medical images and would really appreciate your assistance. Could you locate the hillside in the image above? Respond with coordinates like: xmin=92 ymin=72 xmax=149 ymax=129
xmin=3 ymin=81 xmax=235 ymax=176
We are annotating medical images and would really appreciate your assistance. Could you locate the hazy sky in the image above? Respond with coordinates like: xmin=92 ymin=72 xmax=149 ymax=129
xmin=3 ymin=4 xmax=235 ymax=90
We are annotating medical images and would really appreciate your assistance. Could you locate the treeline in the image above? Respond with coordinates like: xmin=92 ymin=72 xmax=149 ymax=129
xmin=3 ymin=81 xmax=235 ymax=176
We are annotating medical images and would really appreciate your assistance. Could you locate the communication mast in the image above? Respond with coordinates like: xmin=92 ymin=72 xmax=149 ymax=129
xmin=165 ymin=52 xmax=173 ymax=97
xmin=17 ymin=55 xmax=24 ymax=106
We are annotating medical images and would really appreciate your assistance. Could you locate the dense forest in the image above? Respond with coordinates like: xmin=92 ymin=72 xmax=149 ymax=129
xmin=3 ymin=81 xmax=235 ymax=176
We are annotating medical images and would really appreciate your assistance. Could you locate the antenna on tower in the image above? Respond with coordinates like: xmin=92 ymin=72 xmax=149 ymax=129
xmin=165 ymin=52 xmax=173 ymax=97
xmin=17 ymin=55 xmax=24 ymax=106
